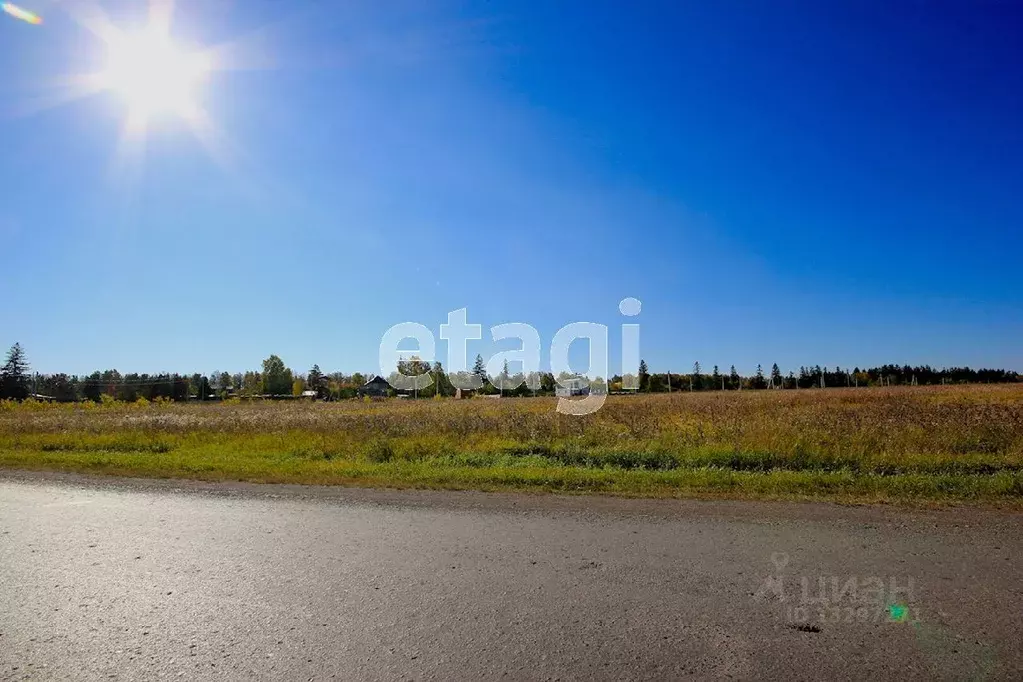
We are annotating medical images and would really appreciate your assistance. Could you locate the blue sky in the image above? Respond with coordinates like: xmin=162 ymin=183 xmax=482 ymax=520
xmin=2 ymin=0 xmax=1021 ymax=376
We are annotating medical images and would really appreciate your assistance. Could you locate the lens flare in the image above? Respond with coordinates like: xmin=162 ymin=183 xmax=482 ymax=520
xmin=2 ymin=2 xmax=42 ymax=25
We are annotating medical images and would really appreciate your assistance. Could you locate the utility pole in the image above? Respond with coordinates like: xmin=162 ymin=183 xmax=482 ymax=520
xmin=667 ymin=371 xmax=671 ymax=393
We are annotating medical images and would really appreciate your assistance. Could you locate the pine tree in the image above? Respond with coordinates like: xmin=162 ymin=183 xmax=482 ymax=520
xmin=472 ymin=354 xmax=487 ymax=387
xmin=638 ymin=359 xmax=650 ymax=392
xmin=432 ymin=361 xmax=449 ymax=397
xmin=712 ymin=365 xmax=722 ymax=390
xmin=691 ymin=361 xmax=701 ymax=391
xmin=729 ymin=365 xmax=740 ymax=390
xmin=0 ymin=343 xmax=30 ymax=400
xmin=754 ymin=364 xmax=767 ymax=389
xmin=771 ymin=363 xmax=782 ymax=389
xmin=498 ymin=359 xmax=511 ymax=395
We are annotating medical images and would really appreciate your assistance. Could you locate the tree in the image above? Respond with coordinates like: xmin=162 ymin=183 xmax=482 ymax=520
xmin=217 ymin=371 xmax=233 ymax=398
xmin=397 ymin=356 xmax=431 ymax=378
xmin=307 ymin=364 xmax=326 ymax=398
xmin=242 ymin=371 xmax=262 ymax=397
xmin=729 ymin=365 xmax=740 ymax=390
xmin=82 ymin=371 xmax=102 ymax=402
xmin=472 ymin=354 xmax=487 ymax=387
xmin=754 ymin=364 xmax=767 ymax=389
xmin=45 ymin=373 xmax=78 ymax=402
xmin=1 ymin=343 xmax=30 ymax=400
xmin=638 ymin=359 xmax=650 ymax=392
xmin=712 ymin=365 xmax=722 ymax=390
xmin=432 ymin=361 xmax=453 ymax=397
xmin=395 ymin=355 xmax=432 ymax=396
xmin=188 ymin=373 xmax=211 ymax=400
xmin=171 ymin=374 xmax=190 ymax=401
xmin=771 ymin=363 xmax=782 ymax=389
xmin=649 ymin=373 xmax=666 ymax=392
xmin=692 ymin=361 xmax=702 ymax=391
xmin=262 ymin=355 xmax=293 ymax=396
xmin=494 ymin=359 xmax=512 ymax=395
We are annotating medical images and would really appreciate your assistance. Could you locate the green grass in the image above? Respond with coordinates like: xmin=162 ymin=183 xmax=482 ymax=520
xmin=2 ymin=431 xmax=1023 ymax=504
xmin=3 ymin=387 xmax=1023 ymax=504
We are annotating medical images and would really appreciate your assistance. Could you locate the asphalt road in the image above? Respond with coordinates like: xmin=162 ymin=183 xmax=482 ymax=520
xmin=2 ymin=473 xmax=1022 ymax=681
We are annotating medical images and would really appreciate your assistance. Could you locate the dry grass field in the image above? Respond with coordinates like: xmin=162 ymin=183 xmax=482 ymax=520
xmin=3 ymin=385 xmax=1023 ymax=503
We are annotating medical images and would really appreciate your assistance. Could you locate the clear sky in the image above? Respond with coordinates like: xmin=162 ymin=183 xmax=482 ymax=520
xmin=2 ymin=0 xmax=1021 ymax=377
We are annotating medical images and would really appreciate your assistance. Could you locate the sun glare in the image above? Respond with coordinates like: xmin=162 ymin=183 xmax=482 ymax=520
xmin=22 ymin=1 xmax=269 ymax=179
xmin=100 ymin=29 xmax=210 ymax=124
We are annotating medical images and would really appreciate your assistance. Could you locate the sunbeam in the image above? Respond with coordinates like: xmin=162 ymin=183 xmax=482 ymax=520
xmin=9 ymin=0 xmax=255 ymax=181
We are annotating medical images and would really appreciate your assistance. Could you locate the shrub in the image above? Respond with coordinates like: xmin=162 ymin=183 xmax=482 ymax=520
xmin=366 ymin=439 xmax=395 ymax=463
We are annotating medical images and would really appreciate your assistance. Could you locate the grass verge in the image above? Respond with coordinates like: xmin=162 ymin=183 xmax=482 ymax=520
xmin=3 ymin=444 xmax=1023 ymax=504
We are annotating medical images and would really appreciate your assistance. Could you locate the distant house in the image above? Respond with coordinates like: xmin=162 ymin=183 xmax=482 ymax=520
xmin=358 ymin=376 xmax=391 ymax=398
xmin=555 ymin=378 xmax=590 ymax=397
xmin=300 ymin=390 xmax=318 ymax=399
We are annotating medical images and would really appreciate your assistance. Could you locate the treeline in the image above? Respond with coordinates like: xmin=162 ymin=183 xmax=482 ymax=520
xmin=0 ymin=342 xmax=1019 ymax=403
xmin=632 ymin=362 xmax=1020 ymax=392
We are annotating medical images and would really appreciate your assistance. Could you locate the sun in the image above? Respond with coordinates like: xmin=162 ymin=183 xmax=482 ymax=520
xmin=99 ymin=28 xmax=211 ymax=126
xmin=22 ymin=2 xmax=266 ymax=175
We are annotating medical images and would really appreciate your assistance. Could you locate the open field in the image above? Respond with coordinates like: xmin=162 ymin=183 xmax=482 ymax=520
xmin=3 ymin=385 xmax=1023 ymax=503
